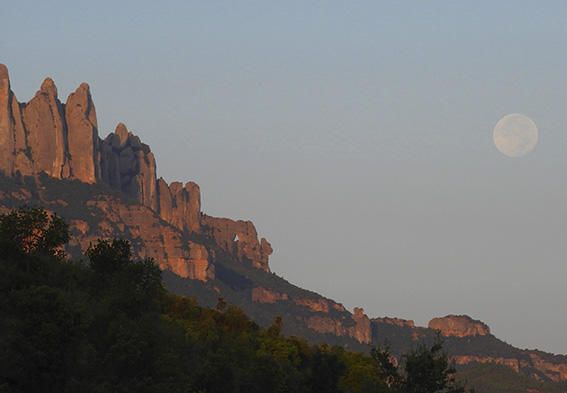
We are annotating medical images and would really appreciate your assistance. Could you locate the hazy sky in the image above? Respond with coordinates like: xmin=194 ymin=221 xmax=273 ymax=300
xmin=2 ymin=1 xmax=567 ymax=353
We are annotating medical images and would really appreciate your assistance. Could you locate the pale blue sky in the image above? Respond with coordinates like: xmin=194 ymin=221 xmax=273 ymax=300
xmin=2 ymin=1 xmax=567 ymax=353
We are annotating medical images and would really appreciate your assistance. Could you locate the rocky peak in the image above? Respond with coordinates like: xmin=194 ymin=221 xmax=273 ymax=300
xmin=0 ymin=65 xmax=274 ymax=275
xmin=115 ymin=122 xmax=129 ymax=146
xmin=202 ymin=215 xmax=272 ymax=271
xmin=0 ymin=64 xmax=32 ymax=176
xmin=0 ymin=64 xmax=14 ymax=175
xmin=100 ymin=122 xmax=158 ymax=210
xmin=0 ymin=64 xmax=8 ymax=81
xmin=40 ymin=77 xmax=58 ymax=97
xmin=24 ymin=76 xmax=68 ymax=179
xmin=352 ymin=308 xmax=372 ymax=344
xmin=65 ymin=82 xmax=100 ymax=183
xmin=428 ymin=315 xmax=490 ymax=337
xmin=372 ymin=317 xmax=416 ymax=328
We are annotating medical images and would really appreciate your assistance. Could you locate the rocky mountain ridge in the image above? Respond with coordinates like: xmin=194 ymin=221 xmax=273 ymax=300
xmin=1 ymin=65 xmax=566 ymax=391
xmin=0 ymin=64 xmax=372 ymax=346
xmin=0 ymin=64 xmax=271 ymax=276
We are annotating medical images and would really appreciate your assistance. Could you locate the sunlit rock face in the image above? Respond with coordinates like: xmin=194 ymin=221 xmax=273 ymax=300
xmin=372 ymin=317 xmax=415 ymax=328
xmin=0 ymin=67 xmax=100 ymax=183
xmin=22 ymin=78 xmax=68 ymax=179
xmin=295 ymin=297 xmax=330 ymax=312
xmin=66 ymin=83 xmax=100 ymax=183
xmin=202 ymin=215 xmax=272 ymax=272
xmin=305 ymin=307 xmax=372 ymax=345
xmin=0 ymin=64 xmax=31 ymax=176
xmin=428 ymin=315 xmax=490 ymax=337
xmin=252 ymin=287 xmax=289 ymax=304
xmin=0 ymin=64 xmax=273 ymax=280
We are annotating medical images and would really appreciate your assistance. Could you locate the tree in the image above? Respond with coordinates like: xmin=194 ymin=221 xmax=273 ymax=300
xmin=402 ymin=338 xmax=465 ymax=393
xmin=86 ymin=238 xmax=132 ymax=275
xmin=372 ymin=337 xmax=466 ymax=393
xmin=0 ymin=207 xmax=68 ymax=258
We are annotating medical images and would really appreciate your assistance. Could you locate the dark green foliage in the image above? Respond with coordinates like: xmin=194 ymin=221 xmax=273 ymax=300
xmin=402 ymin=339 xmax=465 ymax=393
xmin=0 ymin=208 xmax=469 ymax=393
xmin=0 ymin=207 xmax=69 ymax=259
xmin=371 ymin=341 xmax=466 ymax=393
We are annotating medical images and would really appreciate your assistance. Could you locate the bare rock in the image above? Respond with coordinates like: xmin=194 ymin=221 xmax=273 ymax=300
xmin=100 ymin=123 xmax=158 ymax=210
xmin=23 ymin=77 xmax=68 ymax=178
xmin=451 ymin=355 xmax=520 ymax=373
xmin=114 ymin=122 xmax=129 ymax=147
xmin=184 ymin=182 xmax=201 ymax=233
xmin=202 ymin=215 xmax=272 ymax=271
xmin=1 ymin=65 xmax=273 ymax=276
xmin=305 ymin=308 xmax=372 ymax=345
xmin=252 ymin=287 xmax=289 ymax=304
xmin=352 ymin=307 xmax=372 ymax=344
xmin=0 ymin=64 xmax=15 ymax=175
xmin=428 ymin=315 xmax=490 ymax=337
xmin=169 ymin=241 xmax=213 ymax=281
xmin=372 ymin=317 xmax=416 ymax=328
xmin=295 ymin=297 xmax=330 ymax=312
xmin=157 ymin=177 xmax=173 ymax=222
xmin=155 ymin=179 xmax=201 ymax=234
xmin=65 ymin=83 xmax=99 ymax=183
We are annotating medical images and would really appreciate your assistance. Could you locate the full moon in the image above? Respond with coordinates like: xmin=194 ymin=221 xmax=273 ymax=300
xmin=493 ymin=113 xmax=538 ymax=157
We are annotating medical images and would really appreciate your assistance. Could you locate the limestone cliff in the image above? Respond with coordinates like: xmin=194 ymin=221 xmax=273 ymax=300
xmin=0 ymin=65 xmax=368 ymax=347
xmin=0 ymin=64 xmax=271 ymax=276
xmin=428 ymin=315 xmax=490 ymax=337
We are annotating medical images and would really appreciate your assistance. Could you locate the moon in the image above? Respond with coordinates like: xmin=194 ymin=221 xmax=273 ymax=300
xmin=493 ymin=113 xmax=538 ymax=157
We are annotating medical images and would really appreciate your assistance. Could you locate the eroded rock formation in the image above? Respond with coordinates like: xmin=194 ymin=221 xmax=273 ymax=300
xmin=428 ymin=315 xmax=490 ymax=337
xmin=306 ymin=307 xmax=372 ymax=345
xmin=100 ymin=123 xmax=157 ymax=209
xmin=372 ymin=317 xmax=416 ymax=328
xmin=0 ymin=64 xmax=272 ymax=278
xmin=251 ymin=287 xmax=289 ymax=304
xmin=202 ymin=215 xmax=272 ymax=271
xmin=295 ymin=297 xmax=330 ymax=313
xmin=0 ymin=66 xmax=101 ymax=183
xmin=66 ymin=83 xmax=100 ymax=183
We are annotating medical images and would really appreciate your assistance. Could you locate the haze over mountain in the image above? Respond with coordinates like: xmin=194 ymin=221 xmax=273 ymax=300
xmin=3 ymin=1 xmax=567 ymax=356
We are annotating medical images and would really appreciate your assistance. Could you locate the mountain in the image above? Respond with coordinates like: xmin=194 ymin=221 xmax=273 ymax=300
xmin=1 ymin=64 xmax=566 ymax=392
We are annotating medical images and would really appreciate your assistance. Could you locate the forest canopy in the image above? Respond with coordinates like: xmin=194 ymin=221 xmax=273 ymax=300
xmin=0 ymin=207 xmax=467 ymax=393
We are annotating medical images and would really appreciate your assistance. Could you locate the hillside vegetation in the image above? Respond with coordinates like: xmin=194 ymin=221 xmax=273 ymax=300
xmin=0 ymin=207 xmax=468 ymax=393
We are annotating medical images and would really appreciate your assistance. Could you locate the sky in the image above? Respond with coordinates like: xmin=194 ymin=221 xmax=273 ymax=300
xmin=2 ymin=1 xmax=567 ymax=353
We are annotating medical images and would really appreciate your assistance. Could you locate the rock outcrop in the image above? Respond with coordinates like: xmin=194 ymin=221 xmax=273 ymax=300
xmin=372 ymin=317 xmax=416 ymax=328
xmin=451 ymin=355 xmax=521 ymax=373
xmin=202 ymin=215 xmax=272 ymax=271
xmin=252 ymin=287 xmax=289 ymax=304
xmin=0 ymin=64 xmax=33 ymax=176
xmin=66 ymin=83 xmax=100 ymax=183
xmin=305 ymin=307 xmax=372 ymax=345
xmin=0 ymin=66 xmax=101 ymax=183
xmin=22 ymin=78 xmax=68 ymax=179
xmin=352 ymin=307 xmax=372 ymax=344
xmin=295 ymin=297 xmax=330 ymax=313
xmin=0 ymin=64 xmax=272 ymax=276
xmin=168 ymin=242 xmax=214 ymax=281
xmin=157 ymin=179 xmax=201 ymax=234
xmin=100 ymin=123 xmax=157 ymax=210
xmin=428 ymin=315 xmax=490 ymax=337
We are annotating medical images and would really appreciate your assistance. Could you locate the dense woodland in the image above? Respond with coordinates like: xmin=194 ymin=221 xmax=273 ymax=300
xmin=0 ymin=208 xmax=468 ymax=393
